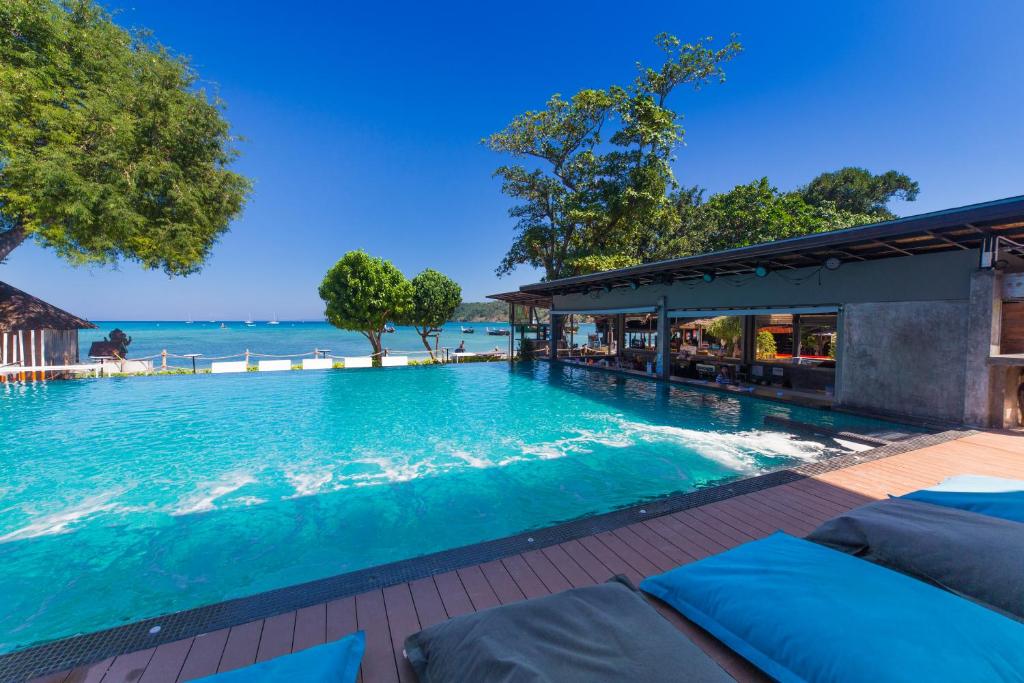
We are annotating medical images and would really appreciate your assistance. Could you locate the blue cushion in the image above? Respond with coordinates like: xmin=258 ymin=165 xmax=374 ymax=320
xmin=902 ymin=474 xmax=1024 ymax=523
xmin=640 ymin=532 xmax=1024 ymax=683
xmin=195 ymin=630 xmax=364 ymax=682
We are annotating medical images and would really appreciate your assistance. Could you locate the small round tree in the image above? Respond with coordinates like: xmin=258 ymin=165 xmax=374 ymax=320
xmin=756 ymin=329 xmax=777 ymax=359
xmin=402 ymin=269 xmax=461 ymax=361
xmin=319 ymin=251 xmax=412 ymax=358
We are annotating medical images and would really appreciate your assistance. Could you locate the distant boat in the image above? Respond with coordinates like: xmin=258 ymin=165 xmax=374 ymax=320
xmin=486 ymin=327 xmax=510 ymax=336
xmin=220 ymin=322 xmax=227 ymax=329
xmin=186 ymin=314 xmax=193 ymax=324
xmin=383 ymin=325 xmax=396 ymax=334
xmin=268 ymin=313 xmax=280 ymax=325
xmin=461 ymin=326 xmax=475 ymax=334
xmin=245 ymin=312 xmax=254 ymax=326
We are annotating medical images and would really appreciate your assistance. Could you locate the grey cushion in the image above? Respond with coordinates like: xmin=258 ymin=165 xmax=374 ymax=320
xmin=404 ymin=576 xmax=734 ymax=683
xmin=806 ymin=497 xmax=1024 ymax=620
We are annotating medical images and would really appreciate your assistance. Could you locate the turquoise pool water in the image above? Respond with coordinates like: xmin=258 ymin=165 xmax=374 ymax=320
xmin=0 ymin=362 xmax=913 ymax=652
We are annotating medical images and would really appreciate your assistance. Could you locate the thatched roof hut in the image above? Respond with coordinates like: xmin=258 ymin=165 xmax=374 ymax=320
xmin=1 ymin=281 xmax=95 ymax=371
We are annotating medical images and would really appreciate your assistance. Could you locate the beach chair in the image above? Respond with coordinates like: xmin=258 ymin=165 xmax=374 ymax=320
xmin=211 ymin=361 xmax=247 ymax=374
xmin=302 ymin=357 xmax=333 ymax=370
xmin=258 ymin=359 xmax=291 ymax=372
xmin=342 ymin=356 xmax=373 ymax=369
xmin=640 ymin=532 xmax=1024 ymax=682
xmin=381 ymin=355 xmax=409 ymax=367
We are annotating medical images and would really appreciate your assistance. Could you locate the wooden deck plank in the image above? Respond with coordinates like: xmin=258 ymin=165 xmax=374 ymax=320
xmin=63 ymin=657 xmax=115 ymax=683
xmin=624 ymin=521 xmax=695 ymax=565
xmin=717 ymin=496 xmax=795 ymax=536
xmin=326 ymin=596 xmax=358 ymax=641
xmin=137 ymin=639 xmax=193 ymax=683
xmin=216 ymin=620 xmax=263 ymax=673
xmin=610 ymin=526 xmax=677 ymax=572
xmin=522 ymin=548 xmax=574 ymax=593
xmin=643 ymin=517 xmax=712 ymax=560
xmin=479 ymin=559 xmax=526 ymax=604
xmin=456 ymin=565 xmax=501 ymax=611
xmin=381 ymin=583 xmax=421 ymax=683
xmin=687 ymin=506 xmax=758 ymax=543
xmin=293 ymin=603 xmax=327 ymax=652
xmin=540 ymin=544 xmax=597 ymax=588
xmin=501 ymin=555 xmax=551 ymax=599
xmin=560 ymin=539 xmax=616 ymax=584
xmin=408 ymin=577 xmax=448 ymax=629
xmin=577 ymin=533 xmax=648 ymax=583
xmin=176 ymin=629 xmax=229 ymax=682
xmin=696 ymin=501 xmax=771 ymax=539
xmin=668 ymin=511 xmax=739 ymax=553
xmin=355 ymin=590 xmax=398 ymax=683
xmin=29 ymin=672 xmax=69 ymax=683
xmin=99 ymin=647 xmax=155 ymax=683
xmin=432 ymin=571 xmax=475 ymax=618
xmin=255 ymin=611 xmax=295 ymax=663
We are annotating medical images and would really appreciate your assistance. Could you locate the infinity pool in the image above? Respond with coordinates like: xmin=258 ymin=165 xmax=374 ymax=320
xmin=0 ymin=362 xmax=913 ymax=652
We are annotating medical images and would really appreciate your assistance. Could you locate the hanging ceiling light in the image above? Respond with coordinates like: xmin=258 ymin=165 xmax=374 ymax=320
xmin=824 ymin=257 xmax=842 ymax=271
xmin=702 ymin=272 xmax=716 ymax=283
xmin=754 ymin=265 xmax=769 ymax=278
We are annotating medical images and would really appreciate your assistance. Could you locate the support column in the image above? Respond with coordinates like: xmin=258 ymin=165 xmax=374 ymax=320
xmin=508 ymin=303 xmax=515 ymax=362
xmin=549 ymin=313 xmax=562 ymax=362
xmin=615 ymin=314 xmax=625 ymax=360
xmin=792 ymin=314 xmax=802 ymax=363
xmin=962 ymin=270 xmax=1002 ymax=427
xmin=741 ymin=316 xmax=755 ymax=365
xmin=657 ymin=296 xmax=670 ymax=380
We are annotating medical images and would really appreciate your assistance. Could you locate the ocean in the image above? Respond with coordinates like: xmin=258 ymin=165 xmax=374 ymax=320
xmin=79 ymin=320 xmax=596 ymax=368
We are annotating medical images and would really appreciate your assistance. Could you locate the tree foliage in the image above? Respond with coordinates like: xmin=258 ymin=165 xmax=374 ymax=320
xmin=801 ymin=167 xmax=919 ymax=219
xmin=755 ymin=329 xmax=777 ymax=360
xmin=319 ymin=251 xmax=413 ymax=357
xmin=705 ymin=316 xmax=742 ymax=355
xmin=0 ymin=0 xmax=251 ymax=272
xmin=486 ymin=33 xmax=742 ymax=280
xmin=403 ymin=269 xmax=462 ymax=360
xmin=661 ymin=178 xmax=876 ymax=258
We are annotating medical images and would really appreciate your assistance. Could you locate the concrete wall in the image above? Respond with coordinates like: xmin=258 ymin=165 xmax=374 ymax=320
xmin=552 ymin=249 xmax=978 ymax=312
xmin=836 ymin=300 xmax=969 ymax=424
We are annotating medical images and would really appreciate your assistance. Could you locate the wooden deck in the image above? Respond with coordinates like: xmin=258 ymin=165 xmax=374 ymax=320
xmin=34 ymin=431 xmax=1024 ymax=683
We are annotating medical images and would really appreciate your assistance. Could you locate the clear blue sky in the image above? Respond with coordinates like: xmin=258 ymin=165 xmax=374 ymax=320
xmin=3 ymin=0 xmax=1023 ymax=320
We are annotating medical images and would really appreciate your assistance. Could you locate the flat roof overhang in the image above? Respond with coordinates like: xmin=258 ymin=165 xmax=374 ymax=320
xmin=507 ymin=195 xmax=1024 ymax=297
xmin=487 ymin=291 xmax=553 ymax=308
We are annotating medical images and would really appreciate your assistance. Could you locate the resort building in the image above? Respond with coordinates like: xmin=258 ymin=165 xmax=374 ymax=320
xmin=0 ymin=280 xmax=96 ymax=380
xmin=492 ymin=195 xmax=1024 ymax=429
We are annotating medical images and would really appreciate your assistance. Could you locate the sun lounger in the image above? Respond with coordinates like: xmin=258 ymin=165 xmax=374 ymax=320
xmin=640 ymin=532 xmax=1024 ymax=682
xmin=195 ymin=631 xmax=364 ymax=682
xmin=301 ymin=357 xmax=333 ymax=370
xmin=211 ymin=361 xmax=247 ymax=374
xmin=380 ymin=355 xmax=408 ymax=367
xmin=257 ymin=359 xmax=291 ymax=372
xmin=342 ymin=356 xmax=372 ymax=369
xmin=405 ymin=577 xmax=732 ymax=683
xmin=807 ymin=497 xmax=1024 ymax=619
xmin=902 ymin=474 xmax=1024 ymax=523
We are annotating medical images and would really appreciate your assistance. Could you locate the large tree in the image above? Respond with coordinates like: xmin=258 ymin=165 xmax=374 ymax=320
xmin=668 ymin=178 xmax=875 ymax=257
xmin=486 ymin=33 xmax=741 ymax=280
xmin=403 ymin=269 xmax=462 ymax=361
xmin=800 ymin=167 xmax=918 ymax=219
xmin=0 ymin=0 xmax=250 ymax=272
xmin=319 ymin=251 xmax=413 ymax=357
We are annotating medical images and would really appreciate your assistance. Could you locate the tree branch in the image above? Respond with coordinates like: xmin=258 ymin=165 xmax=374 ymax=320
xmin=0 ymin=224 xmax=28 ymax=263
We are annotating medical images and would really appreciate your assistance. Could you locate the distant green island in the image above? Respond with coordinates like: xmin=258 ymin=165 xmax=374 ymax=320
xmin=451 ymin=301 xmax=508 ymax=322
